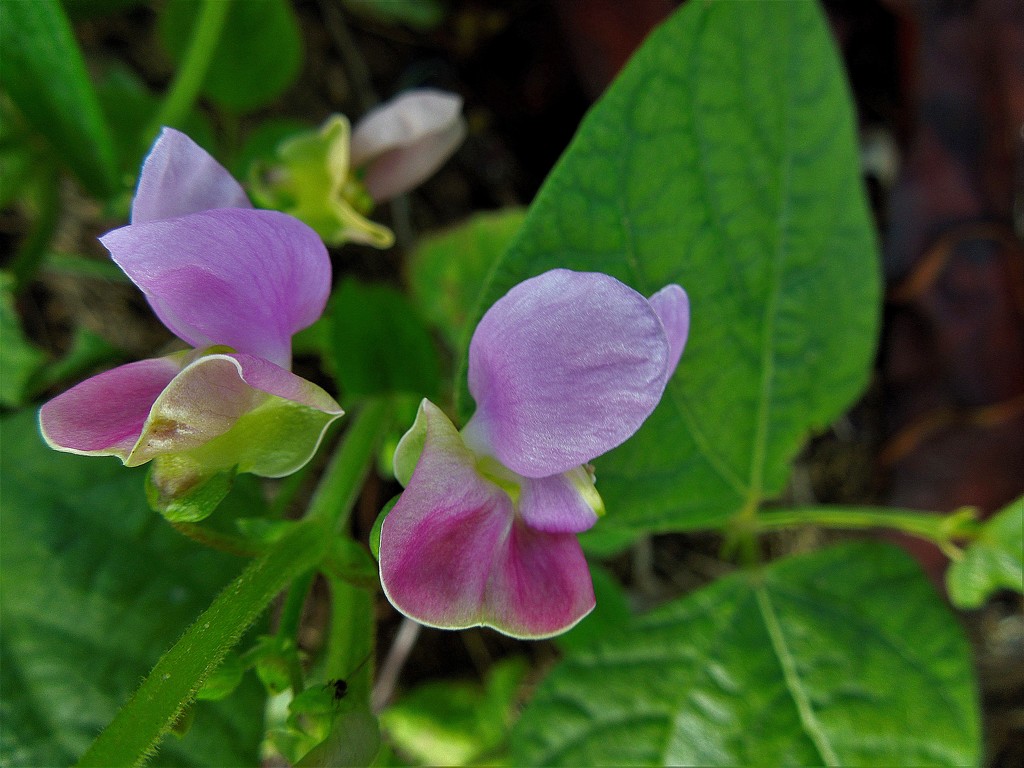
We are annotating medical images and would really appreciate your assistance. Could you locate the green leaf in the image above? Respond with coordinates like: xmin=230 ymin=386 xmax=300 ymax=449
xmin=341 ymin=0 xmax=446 ymax=31
xmin=947 ymin=497 xmax=1024 ymax=608
xmin=159 ymin=0 xmax=303 ymax=113
xmin=0 ymin=408 xmax=266 ymax=766
xmin=0 ymin=0 xmax=119 ymax=196
xmin=554 ymin=565 xmax=633 ymax=655
xmin=381 ymin=657 xmax=527 ymax=766
xmin=512 ymin=542 xmax=980 ymax=767
xmin=0 ymin=272 xmax=46 ymax=407
xmin=463 ymin=0 xmax=880 ymax=535
xmin=408 ymin=209 xmax=527 ymax=351
xmin=332 ymin=278 xmax=441 ymax=400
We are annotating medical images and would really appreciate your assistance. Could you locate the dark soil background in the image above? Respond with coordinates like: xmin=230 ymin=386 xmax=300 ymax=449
xmin=3 ymin=0 xmax=1022 ymax=765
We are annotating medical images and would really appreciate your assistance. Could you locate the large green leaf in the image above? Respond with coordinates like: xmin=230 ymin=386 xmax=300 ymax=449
xmin=947 ymin=497 xmax=1024 ymax=608
xmin=159 ymin=0 xmax=303 ymax=113
xmin=0 ymin=0 xmax=118 ymax=196
xmin=512 ymin=542 xmax=980 ymax=767
xmin=0 ymin=409 xmax=265 ymax=767
xmin=408 ymin=209 xmax=526 ymax=352
xmin=332 ymin=278 xmax=441 ymax=400
xmin=463 ymin=0 xmax=880 ymax=536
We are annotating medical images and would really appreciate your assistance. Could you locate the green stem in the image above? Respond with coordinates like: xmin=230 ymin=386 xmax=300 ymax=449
xmin=325 ymin=575 xmax=375 ymax=705
xmin=76 ymin=519 xmax=330 ymax=768
xmin=144 ymin=0 xmax=231 ymax=142
xmin=757 ymin=505 xmax=982 ymax=559
xmin=307 ymin=399 xmax=390 ymax=531
xmin=277 ymin=570 xmax=316 ymax=692
xmin=171 ymin=521 xmax=266 ymax=557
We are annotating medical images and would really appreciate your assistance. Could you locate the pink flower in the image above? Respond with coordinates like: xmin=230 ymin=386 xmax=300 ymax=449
xmin=378 ymin=270 xmax=689 ymax=638
xmin=39 ymin=129 xmax=342 ymax=507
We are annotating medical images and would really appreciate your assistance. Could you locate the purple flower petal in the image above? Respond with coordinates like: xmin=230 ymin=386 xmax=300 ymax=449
xmin=648 ymin=284 xmax=690 ymax=380
xmin=128 ymin=353 xmax=343 ymax=469
xmin=519 ymin=468 xmax=602 ymax=534
xmin=101 ymin=208 xmax=330 ymax=368
xmin=379 ymin=400 xmax=595 ymax=638
xmin=39 ymin=356 xmax=182 ymax=459
xmin=463 ymin=269 xmax=670 ymax=478
xmin=132 ymin=127 xmax=251 ymax=224
xmin=350 ymin=90 xmax=466 ymax=202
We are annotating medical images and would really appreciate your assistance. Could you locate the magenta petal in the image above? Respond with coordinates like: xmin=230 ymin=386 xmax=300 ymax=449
xmin=39 ymin=357 xmax=181 ymax=459
xmin=380 ymin=400 xmax=513 ymax=630
xmin=350 ymin=89 xmax=465 ymax=202
xmin=379 ymin=400 xmax=595 ymax=638
xmin=101 ymin=208 xmax=330 ymax=368
xmin=648 ymin=284 xmax=690 ymax=380
xmin=519 ymin=471 xmax=600 ymax=534
xmin=464 ymin=269 xmax=669 ymax=478
xmin=132 ymin=128 xmax=251 ymax=223
xmin=487 ymin=524 xmax=595 ymax=639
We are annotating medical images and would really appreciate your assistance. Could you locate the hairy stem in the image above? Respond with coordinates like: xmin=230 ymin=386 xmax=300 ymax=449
xmin=76 ymin=520 xmax=330 ymax=768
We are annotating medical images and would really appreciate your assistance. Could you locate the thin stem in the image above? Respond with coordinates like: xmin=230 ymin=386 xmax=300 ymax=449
xmin=76 ymin=519 xmax=330 ymax=768
xmin=277 ymin=570 xmax=316 ymax=693
xmin=307 ymin=399 xmax=390 ymax=532
xmin=171 ymin=521 xmax=266 ymax=557
xmin=372 ymin=616 xmax=419 ymax=712
xmin=144 ymin=0 xmax=231 ymax=143
xmin=757 ymin=505 xmax=982 ymax=559
xmin=325 ymin=575 xmax=375 ymax=705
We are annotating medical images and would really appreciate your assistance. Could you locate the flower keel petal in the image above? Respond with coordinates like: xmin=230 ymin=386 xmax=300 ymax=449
xmin=519 ymin=469 xmax=601 ymax=534
xmin=128 ymin=353 xmax=343 ymax=474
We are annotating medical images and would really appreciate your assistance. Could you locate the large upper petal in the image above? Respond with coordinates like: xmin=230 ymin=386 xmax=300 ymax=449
xmin=101 ymin=208 xmax=330 ymax=368
xmin=379 ymin=400 xmax=595 ymax=639
xmin=350 ymin=89 xmax=466 ymax=202
xmin=648 ymin=283 xmax=690 ymax=381
xmin=132 ymin=127 xmax=251 ymax=223
xmin=463 ymin=269 xmax=670 ymax=478
xmin=39 ymin=356 xmax=182 ymax=459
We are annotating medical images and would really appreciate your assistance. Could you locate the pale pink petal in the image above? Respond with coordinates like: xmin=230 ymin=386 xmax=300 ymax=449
xmin=128 ymin=353 xmax=342 ymax=467
xmin=132 ymin=127 xmax=251 ymax=224
xmin=101 ymin=208 xmax=330 ymax=368
xmin=379 ymin=400 xmax=595 ymax=639
xmin=519 ymin=470 xmax=601 ymax=534
xmin=463 ymin=269 xmax=670 ymax=478
xmin=648 ymin=284 xmax=690 ymax=380
xmin=350 ymin=90 xmax=465 ymax=201
xmin=227 ymin=353 xmax=343 ymax=415
xmin=39 ymin=356 xmax=181 ymax=459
